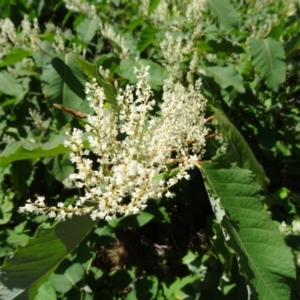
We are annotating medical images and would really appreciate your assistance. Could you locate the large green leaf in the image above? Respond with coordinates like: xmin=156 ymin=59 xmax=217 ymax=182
xmin=200 ymin=156 xmax=295 ymax=300
xmin=41 ymin=53 xmax=86 ymax=123
xmin=205 ymin=65 xmax=245 ymax=93
xmin=74 ymin=54 xmax=118 ymax=109
xmin=0 ymin=135 xmax=70 ymax=166
xmin=76 ymin=17 xmax=100 ymax=43
xmin=206 ymin=0 xmax=239 ymax=30
xmin=0 ymin=215 xmax=97 ymax=300
xmin=250 ymin=37 xmax=286 ymax=92
xmin=212 ymin=107 xmax=269 ymax=191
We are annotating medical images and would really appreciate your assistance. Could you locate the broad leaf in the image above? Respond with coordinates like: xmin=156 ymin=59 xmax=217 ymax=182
xmin=76 ymin=17 xmax=100 ymax=43
xmin=206 ymin=0 xmax=239 ymax=30
xmin=41 ymin=53 xmax=86 ymax=123
xmin=0 ymin=71 xmax=28 ymax=100
xmin=0 ymin=135 xmax=70 ymax=166
xmin=0 ymin=215 xmax=97 ymax=300
xmin=250 ymin=37 xmax=286 ymax=92
xmin=200 ymin=156 xmax=295 ymax=300
xmin=212 ymin=107 xmax=269 ymax=191
xmin=205 ymin=65 xmax=245 ymax=93
xmin=74 ymin=54 xmax=117 ymax=109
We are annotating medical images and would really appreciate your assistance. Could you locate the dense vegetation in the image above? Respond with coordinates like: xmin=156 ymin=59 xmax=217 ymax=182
xmin=0 ymin=0 xmax=299 ymax=299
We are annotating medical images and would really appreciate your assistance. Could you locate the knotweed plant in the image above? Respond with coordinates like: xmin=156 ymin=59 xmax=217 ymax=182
xmin=19 ymin=66 xmax=208 ymax=221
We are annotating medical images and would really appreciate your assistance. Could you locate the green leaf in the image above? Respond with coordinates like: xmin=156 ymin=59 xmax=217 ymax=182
xmin=44 ymin=154 xmax=74 ymax=182
xmin=135 ymin=275 xmax=158 ymax=300
xmin=250 ymin=37 xmax=286 ymax=92
xmin=49 ymin=263 xmax=85 ymax=293
xmin=137 ymin=26 xmax=159 ymax=52
xmin=10 ymin=160 xmax=34 ymax=199
xmin=76 ymin=17 xmax=100 ymax=43
xmin=285 ymin=32 xmax=300 ymax=58
xmin=212 ymin=107 xmax=269 ymax=191
xmin=34 ymin=280 xmax=56 ymax=300
xmin=74 ymin=54 xmax=118 ymax=109
xmin=0 ymin=134 xmax=70 ymax=166
xmin=162 ymin=275 xmax=201 ymax=299
xmin=0 ymin=215 xmax=97 ymax=300
xmin=206 ymin=0 xmax=239 ymax=30
xmin=0 ymin=71 xmax=28 ymax=100
xmin=182 ymin=250 xmax=207 ymax=275
xmin=0 ymin=48 xmax=31 ymax=67
xmin=200 ymin=155 xmax=295 ymax=300
xmin=205 ymin=65 xmax=245 ymax=93
xmin=0 ymin=190 xmax=13 ymax=225
xmin=41 ymin=53 xmax=86 ymax=123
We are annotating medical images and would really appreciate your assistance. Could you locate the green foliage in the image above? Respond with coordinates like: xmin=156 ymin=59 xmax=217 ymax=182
xmin=0 ymin=215 xmax=97 ymax=299
xmin=212 ymin=107 xmax=269 ymax=191
xmin=250 ymin=37 xmax=286 ymax=91
xmin=0 ymin=135 xmax=70 ymax=166
xmin=74 ymin=54 xmax=118 ymax=109
xmin=206 ymin=0 xmax=239 ymax=30
xmin=200 ymin=156 xmax=295 ymax=299
xmin=41 ymin=53 xmax=86 ymax=123
xmin=0 ymin=0 xmax=299 ymax=299
xmin=205 ymin=65 xmax=245 ymax=93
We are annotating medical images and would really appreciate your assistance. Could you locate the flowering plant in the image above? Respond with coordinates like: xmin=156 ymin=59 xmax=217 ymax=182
xmin=0 ymin=0 xmax=297 ymax=299
xmin=20 ymin=66 xmax=208 ymax=221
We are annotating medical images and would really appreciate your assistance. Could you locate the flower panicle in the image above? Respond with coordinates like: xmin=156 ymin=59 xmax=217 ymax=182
xmin=19 ymin=66 xmax=208 ymax=221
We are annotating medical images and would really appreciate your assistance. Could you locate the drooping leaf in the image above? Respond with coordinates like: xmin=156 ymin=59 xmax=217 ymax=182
xmin=0 ymin=215 xmax=97 ymax=300
xmin=41 ymin=53 xmax=86 ymax=123
xmin=250 ymin=37 xmax=286 ymax=91
xmin=0 ymin=134 xmax=70 ymax=166
xmin=200 ymin=155 xmax=295 ymax=300
xmin=205 ymin=65 xmax=245 ymax=93
xmin=206 ymin=0 xmax=239 ymax=30
xmin=74 ymin=54 xmax=117 ymax=109
xmin=212 ymin=107 xmax=270 ymax=191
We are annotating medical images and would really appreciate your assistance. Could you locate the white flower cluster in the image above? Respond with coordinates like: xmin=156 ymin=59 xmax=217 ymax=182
xmin=20 ymin=66 xmax=208 ymax=221
xmin=99 ymin=22 xmax=132 ymax=59
xmin=0 ymin=15 xmax=79 ymax=59
xmin=0 ymin=16 xmax=40 ymax=59
xmin=63 ymin=0 xmax=97 ymax=18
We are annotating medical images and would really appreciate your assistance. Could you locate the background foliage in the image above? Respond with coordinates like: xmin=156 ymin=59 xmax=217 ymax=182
xmin=0 ymin=0 xmax=299 ymax=299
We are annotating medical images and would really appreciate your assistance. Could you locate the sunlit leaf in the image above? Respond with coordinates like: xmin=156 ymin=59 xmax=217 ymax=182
xmin=200 ymin=155 xmax=295 ymax=300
